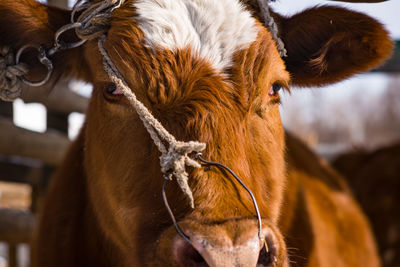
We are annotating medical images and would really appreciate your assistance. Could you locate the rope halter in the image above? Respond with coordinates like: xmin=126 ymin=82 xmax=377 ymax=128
xmin=0 ymin=0 xmax=286 ymax=242
xmin=73 ymin=0 xmax=124 ymax=41
xmin=98 ymin=34 xmax=206 ymax=208
xmin=0 ymin=47 xmax=28 ymax=101
xmin=255 ymin=0 xmax=287 ymax=57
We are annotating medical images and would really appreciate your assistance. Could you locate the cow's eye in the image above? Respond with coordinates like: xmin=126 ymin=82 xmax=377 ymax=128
xmin=106 ymin=83 xmax=123 ymax=96
xmin=107 ymin=84 xmax=117 ymax=94
xmin=103 ymin=83 xmax=124 ymax=102
xmin=268 ymin=83 xmax=282 ymax=96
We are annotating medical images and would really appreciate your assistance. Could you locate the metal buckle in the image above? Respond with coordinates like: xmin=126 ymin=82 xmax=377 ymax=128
xmin=15 ymin=22 xmax=87 ymax=87
xmin=15 ymin=45 xmax=53 ymax=87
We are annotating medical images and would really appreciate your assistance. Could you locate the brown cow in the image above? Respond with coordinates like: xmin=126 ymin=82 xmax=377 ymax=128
xmin=0 ymin=0 xmax=393 ymax=266
xmin=333 ymin=143 xmax=400 ymax=267
xmin=283 ymin=133 xmax=384 ymax=267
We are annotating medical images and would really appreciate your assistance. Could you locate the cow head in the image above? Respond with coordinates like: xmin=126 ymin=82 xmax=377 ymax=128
xmin=0 ymin=0 xmax=392 ymax=266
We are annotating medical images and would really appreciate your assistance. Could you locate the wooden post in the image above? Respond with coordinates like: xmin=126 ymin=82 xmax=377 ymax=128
xmin=21 ymin=81 xmax=88 ymax=114
xmin=0 ymin=161 xmax=36 ymax=184
xmin=0 ymin=102 xmax=12 ymax=118
xmin=1 ymin=2 xmax=70 ymax=266
xmin=0 ymin=160 xmax=42 ymax=212
xmin=0 ymin=118 xmax=70 ymax=166
xmin=0 ymin=208 xmax=35 ymax=267
xmin=41 ymin=108 xmax=69 ymax=209
xmin=47 ymin=111 xmax=69 ymax=134
xmin=0 ymin=209 xmax=35 ymax=243
xmin=8 ymin=244 xmax=17 ymax=267
xmin=29 ymin=167 xmax=44 ymax=213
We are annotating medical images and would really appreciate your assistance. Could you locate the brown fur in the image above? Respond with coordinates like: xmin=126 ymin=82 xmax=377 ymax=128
xmin=283 ymin=133 xmax=380 ymax=267
xmin=274 ymin=6 xmax=393 ymax=87
xmin=333 ymin=143 xmax=400 ymax=267
xmin=0 ymin=1 xmax=393 ymax=266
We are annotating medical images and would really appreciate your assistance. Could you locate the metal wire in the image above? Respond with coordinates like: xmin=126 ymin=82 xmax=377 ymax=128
xmin=15 ymin=45 xmax=53 ymax=87
xmin=162 ymin=175 xmax=192 ymax=244
xmin=162 ymin=153 xmax=266 ymax=247
xmin=195 ymin=153 xmax=265 ymax=242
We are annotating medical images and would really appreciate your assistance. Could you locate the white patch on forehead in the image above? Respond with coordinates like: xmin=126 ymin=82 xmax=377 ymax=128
xmin=133 ymin=0 xmax=258 ymax=71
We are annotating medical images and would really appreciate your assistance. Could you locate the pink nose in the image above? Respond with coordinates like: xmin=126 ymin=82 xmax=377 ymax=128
xmin=172 ymin=228 xmax=280 ymax=267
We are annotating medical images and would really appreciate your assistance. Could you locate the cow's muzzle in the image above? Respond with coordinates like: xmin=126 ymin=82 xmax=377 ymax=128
xmin=169 ymin=219 xmax=288 ymax=267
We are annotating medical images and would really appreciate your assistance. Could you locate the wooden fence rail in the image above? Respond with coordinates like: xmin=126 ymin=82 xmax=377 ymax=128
xmin=0 ymin=209 xmax=35 ymax=244
xmin=21 ymin=81 xmax=88 ymax=114
xmin=0 ymin=118 xmax=70 ymax=166
xmin=0 ymin=1 xmax=72 ymax=267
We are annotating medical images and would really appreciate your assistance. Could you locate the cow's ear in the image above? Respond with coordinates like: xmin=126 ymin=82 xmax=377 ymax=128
xmin=274 ymin=6 xmax=393 ymax=87
xmin=0 ymin=0 xmax=91 ymax=85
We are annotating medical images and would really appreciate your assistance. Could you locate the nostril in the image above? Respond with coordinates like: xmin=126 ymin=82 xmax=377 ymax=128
xmin=184 ymin=244 xmax=207 ymax=265
xmin=257 ymin=245 xmax=276 ymax=267
xmin=257 ymin=237 xmax=278 ymax=267
xmin=171 ymin=225 xmax=283 ymax=267
xmin=174 ymin=239 xmax=208 ymax=267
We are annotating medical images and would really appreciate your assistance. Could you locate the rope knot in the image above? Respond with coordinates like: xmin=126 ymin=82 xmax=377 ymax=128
xmin=160 ymin=141 xmax=206 ymax=208
xmin=74 ymin=0 xmax=125 ymax=41
xmin=98 ymin=36 xmax=207 ymax=209
xmin=0 ymin=47 xmax=28 ymax=102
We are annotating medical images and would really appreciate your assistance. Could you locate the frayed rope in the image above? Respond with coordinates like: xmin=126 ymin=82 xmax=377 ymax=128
xmin=75 ymin=1 xmax=206 ymax=209
xmin=0 ymin=47 xmax=28 ymax=101
xmin=97 ymin=36 xmax=206 ymax=208
xmin=255 ymin=0 xmax=287 ymax=57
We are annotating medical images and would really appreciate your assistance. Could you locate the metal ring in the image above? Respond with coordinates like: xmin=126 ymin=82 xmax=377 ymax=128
xmin=53 ymin=22 xmax=87 ymax=52
xmin=15 ymin=45 xmax=54 ymax=87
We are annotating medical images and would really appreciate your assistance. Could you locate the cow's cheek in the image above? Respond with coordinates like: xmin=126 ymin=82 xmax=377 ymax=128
xmin=247 ymin=106 xmax=286 ymax=222
xmin=82 ymin=89 xmax=159 ymax=259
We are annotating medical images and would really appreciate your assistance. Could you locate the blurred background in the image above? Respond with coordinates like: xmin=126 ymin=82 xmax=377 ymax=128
xmin=0 ymin=0 xmax=399 ymax=266
xmin=274 ymin=0 xmax=400 ymax=159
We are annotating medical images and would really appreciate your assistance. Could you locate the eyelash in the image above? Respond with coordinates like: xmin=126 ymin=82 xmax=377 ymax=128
xmin=107 ymin=84 xmax=117 ymax=94
xmin=101 ymin=82 xmax=125 ymax=104
xmin=269 ymin=83 xmax=282 ymax=96
xmin=270 ymin=98 xmax=281 ymax=105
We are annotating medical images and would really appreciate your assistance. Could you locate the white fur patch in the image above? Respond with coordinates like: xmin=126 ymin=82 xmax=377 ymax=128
xmin=133 ymin=0 xmax=258 ymax=71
